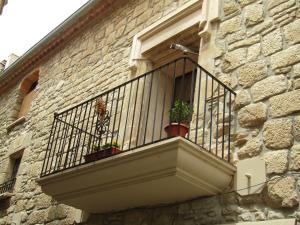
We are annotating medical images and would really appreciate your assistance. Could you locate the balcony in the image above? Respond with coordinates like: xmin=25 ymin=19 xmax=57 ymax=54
xmin=0 ymin=178 xmax=15 ymax=200
xmin=37 ymin=57 xmax=236 ymax=213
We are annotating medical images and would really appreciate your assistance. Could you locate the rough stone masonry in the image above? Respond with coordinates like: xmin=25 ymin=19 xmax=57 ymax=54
xmin=0 ymin=0 xmax=300 ymax=225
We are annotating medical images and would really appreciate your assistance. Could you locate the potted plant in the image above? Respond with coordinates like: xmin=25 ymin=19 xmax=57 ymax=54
xmin=84 ymin=141 xmax=121 ymax=163
xmin=164 ymin=100 xmax=193 ymax=138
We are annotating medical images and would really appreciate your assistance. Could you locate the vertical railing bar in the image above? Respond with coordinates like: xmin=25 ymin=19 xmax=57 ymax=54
xmin=215 ymin=84 xmax=220 ymax=156
xmin=86 ymin=99 xmax=98 ymax=155
xmin=136 ymin=76 xmax=146 ymax=147
xmin=159 ymin=65 xmax=169 ymax=139
xmin=94 ymin=93 xmax=109 ymax=151
xmin=228 ymin=93 xmax=232 ymax=162
xmin=178 ymin=57 xmax=186 ymax=136
xmin=222 ymin=87 xmax=226 ymax=159
xmin=101 ymin=93 xmax=110 ymax=146
xmin=79 ymin=100 xmax=93 ymax=164
xmin=143 ymin=73 xmax=154 ymax=145
xmin=68 ymin=103 xmax=84 ymax=168
xmin=50 ymin=112 xmax=68 ymax=173
xmin=129 ymin=79 xmax=140 ymax=150
xmin=209 ymin=78 xmax=214 ymax=151
xmin=122 ymin=82 xmax=133 ymax=149
xmin=151 ymin=70 xmax=161 ymax=142
xmin=110 ymin=87 xmax=121 ymax=147
xmin=55 ymin=112 xmax=72 ymax=171
xmin=187 ymin=63 xmax=196 ymax=140
xmin=116 ymin=86 xmax=126 ymax=145
xmin=170 ymin=60 xmax=177 ymax=111
xmin=195 ymin=68 xmax=202 ymax=144
xmin=104 ymin=90 xmax=116 ymax=145
xmin=202 ymin=73 xmax=208 ymax=148
xmin=63 ymin=107 xmax=79 ymax=169
xmin=72 ymin=102 xmax=88 ymax=167
xmin=41 ymin=115 xmax=58 ymax=175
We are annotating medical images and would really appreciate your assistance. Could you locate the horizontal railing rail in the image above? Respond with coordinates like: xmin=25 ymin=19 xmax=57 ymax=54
xmin=41 ymin=56 xmax=236 ymax=177
xmin=0 ymin=178 xmax=16 ymax=194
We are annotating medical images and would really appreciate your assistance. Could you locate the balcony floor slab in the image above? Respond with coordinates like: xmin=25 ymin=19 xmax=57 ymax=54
xmin=37 ymin=137 xmax=236 ymax=213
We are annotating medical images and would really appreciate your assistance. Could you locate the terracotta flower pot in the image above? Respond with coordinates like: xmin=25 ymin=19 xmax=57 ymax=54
xmin=84 ymin=147 xmax=121 ymax=163
xmin=164 ymin=123 xmax=189 ymax=138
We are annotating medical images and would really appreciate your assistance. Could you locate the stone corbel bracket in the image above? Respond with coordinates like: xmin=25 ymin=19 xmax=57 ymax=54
xmin=198 ymin=0 xmax=221 ymax=39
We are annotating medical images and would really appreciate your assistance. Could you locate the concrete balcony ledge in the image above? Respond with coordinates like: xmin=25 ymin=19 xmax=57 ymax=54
xmin=37 ymin=137 xmax=236 ymax=213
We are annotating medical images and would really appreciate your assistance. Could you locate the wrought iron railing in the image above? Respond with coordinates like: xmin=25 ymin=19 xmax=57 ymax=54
xmin=0 ymin=178 xmax=16 ymax=194
xmin=41 ymin=57 xmax=236 ymax=177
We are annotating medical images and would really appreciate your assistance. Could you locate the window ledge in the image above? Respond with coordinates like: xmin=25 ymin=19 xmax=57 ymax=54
xmin=6 ymin=116 xmax=26 ymax=133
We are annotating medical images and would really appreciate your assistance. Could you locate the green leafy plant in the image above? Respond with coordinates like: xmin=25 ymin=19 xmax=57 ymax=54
xmin=92 ymin=145 xmax=101 ymax=152
xmin=169 ymin=100 xmax=193 ymax=124
xmin=101 ymin=140 xmax=120 ymax=150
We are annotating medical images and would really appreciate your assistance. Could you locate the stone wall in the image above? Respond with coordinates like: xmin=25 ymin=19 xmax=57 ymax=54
xmin=215 ymin=0 xmax=300 ymax=220
xmin=0 ymin=0 xmax=196 ymax=224
xmin=85 ymin=0 xmax=300 ymax=224
xmin=1 ymin=0 xmax=300 ymax=225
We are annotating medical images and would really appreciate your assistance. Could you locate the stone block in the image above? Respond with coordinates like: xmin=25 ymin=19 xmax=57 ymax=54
xmin=45 ymin=205 xmax=67 ymax=222
xmin=234 ymin=89 xmax=251 ymax=110
xmin=247 ymin=20 xmax=273 ymax=37
xmin=267 ymin=0 xmax=289 ymax=10
xmin=262 ymin=29 xmax=283 ymax=56
xmin=238 ymin=102 xmax=267 ymax=127
xmin=294 ymin=63 xmax=300 ymax=78
xmin=269 ymin=90 xmax=300 ymax=117
xmin=35 ymin=194 xmax=52 ymax=210
xmin=244 ymin=3 xmax=264 ymax=27
xmin=237 ymin=0 xmax=256 ymax=7
xmin=213 ymin=123 xmax=230 ymax=139
xmin=217 ymin=74 xmax=238 ymax=89
xmin=294 ymin=78 xmax=300 ymax=89
xmin=224 ymin=0 xmax=240 ymax=16
xmin=222 ymin=48 xmax=247 ymax=72
xmin=283 ymin=19 xmax=300 ymax=45
xmin=264 ymin=150 xmax=288 ymax=174
xmin=238 ymin=60 xmax=267 ymax=87
xmin=229 ymin=35 xmax=260 ymax=51
xmin=27 ymin=210 xmax=46 ymax=225
xmin=233 ymin=131 xmax=249 ymax=147
xmin=251 ymin=75 xmax=287 ymax=102
xmin=288 ymin=144 xmax=300 ymax=171
xmin=247 ymin=43 xmax=260 ymax=61
xmin=294 ymin=116 xmax=300 ymax=140
xmin=238 ymin=138 xmax=262 ymax=159
xmin=263 ymin=118 xmax=293 ymax=149
xmin=269 ymin=0 xmax=296 ymax=16
xmin=267 ymin=210 xmax=285 ymax=219
xmin=264 ymin=176 xmax=298 ymax=208
xmin=270 ymin=44 xmax=300 ymax=69
xmin=228 ymin=30 xmax=246 ymax=44
xmin=219 ymin=16 xmax=242 ymax=38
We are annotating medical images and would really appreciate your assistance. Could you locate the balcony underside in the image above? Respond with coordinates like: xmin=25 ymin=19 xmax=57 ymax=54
xmin=37 ymin=137 xmax=236 ymax=213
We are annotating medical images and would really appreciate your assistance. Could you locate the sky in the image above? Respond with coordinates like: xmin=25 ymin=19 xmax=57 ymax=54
xmin=0 ymin=0 xmax=89 ymax=60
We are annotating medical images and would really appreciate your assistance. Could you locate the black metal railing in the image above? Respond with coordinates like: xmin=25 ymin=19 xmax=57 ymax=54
xmin=0 ymin=178 xmax=16 ymax=194
xmin=41 ymin=57 xmax=236 ymax=177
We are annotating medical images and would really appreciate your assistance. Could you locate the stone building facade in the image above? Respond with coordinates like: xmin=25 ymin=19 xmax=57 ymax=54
xmin=0 ymin=0 xmax=300 ymax=224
